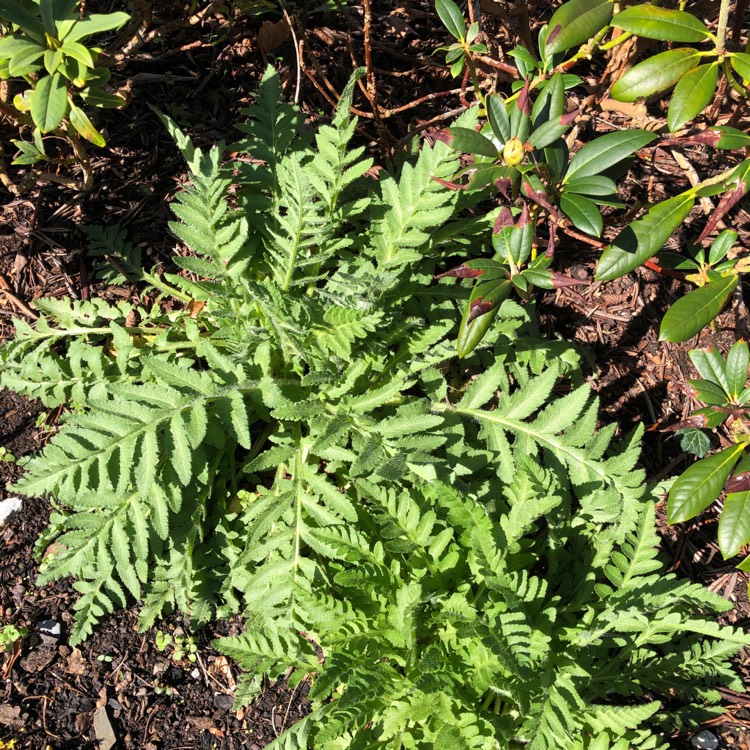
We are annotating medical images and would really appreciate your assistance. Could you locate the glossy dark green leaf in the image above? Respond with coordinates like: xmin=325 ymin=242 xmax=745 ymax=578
xmin=668 ymin=63 xmax=718 ymax=133
xmin=0 ymin=34 xmax=43 ymax=60
xmin=658 ymin=274 xmax=737 ymax=342
xmin=611 ymin=5 xmax=710 ymax=42
xmin=509 ymin=45 xmax=538 ymax=76
xmin=730 ymin=53 xmax=750 ymax=82
xmin=545 ymin=0 xmax=613 ymax=55
xmin=62 ymin=12 xmax=130 ymax=43
xmin=611 ymin=49 xmax=702 ymax=102
xmin=692 ymin=406 xmax=730 ymax=429
xmin=668 ymin=444 xmax=745 ymax=524
xmin=8 ymin=45 xmax=45 ymax=76
xmin=447 ymin=127 xmax=499 ymax=158
xmin=596 ymin=194 xmax=695 ymax=281
xmin=690 ymin=347 xmax=730 ymax=391
xmin=486 ymin=94 xmax=510 ymax=144
xmin=711 ymin=127 xmax=750 ymax=151
xmin=725 ymin=340 xmax=749 ymax=400
xmin=40 ymin=0 xmax=57 ymax=36
xmin=436 ymin=0 xmax=465 ymax=41
xmin=560 ymin=194 xmax=603 ymax=237
xmin=0 ymin=0 xmax=46 ymax=42
xmin=456 ymin=279 xmax=512 ymax=358
xmin=532 ymin=72 xmax=564 ymax=128
xmin=689 ymin=379 xmax=731 ymax=406
xmin=69 ymin=102 xmax=106 ymax=147
xmin=29 ymin=72 xmax=68 ymax=132
xmin=528 ymin=115 xmax=571 ymax=149
xmin=521 ymin=269 xmax=555 ymax=289
xmin=707 ymin=230 xmax=737 ymax=266
xmin=544 ymin=139 xmax=569 ymax=182
xmin=718 ymin=487 xmax=750 ymax=558
xmin=565 ymin=130 xmax=655 ymax=182
xmin=563 ymin=175 xmax=617 ymax=196
xmin=60 ymin=39 xmax=95 ymax=69
xmin=79 ymin=87 xmax=126 ymax=109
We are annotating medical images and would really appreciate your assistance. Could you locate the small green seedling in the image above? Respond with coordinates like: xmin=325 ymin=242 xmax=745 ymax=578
xmin=0 ymin=624 xmax=27 ymax=652
xmin=155 ymin=629 xmax=197 ymax=663
xmin=0 ymin=446 xmax=15 ymax=463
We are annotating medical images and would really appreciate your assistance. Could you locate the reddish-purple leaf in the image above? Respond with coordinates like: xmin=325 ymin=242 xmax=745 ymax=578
xmin=551 ymin=273 xmax=588 ymax=288
xmin=495 ymin=177 xmax=512 ymax=198
xmin=726 ymin=472 xmax=750 ymax=494
xmin=435 ymin=264 xmax=486 ymax=280
xmin=662 ymin=414 xmax=709 ymax=432
xmin=560 ymin=108 xmax=580 ymax=126
xmin=517 ymin=201 xmax=530 ymax=227
xmin=493 ymin=207 xmax=514 ymax=233
xmin=468 ymin=298 xmax=494 ymax=322
xmin=517 ymin=79 xmax=531 ymax=115
xmin=432 ymin=177 xmax=468 ymax=191
xmin=426 ymin=129 xmax=453 ymax=146
xmin=697 ymin=182 xmax=747 ymax=244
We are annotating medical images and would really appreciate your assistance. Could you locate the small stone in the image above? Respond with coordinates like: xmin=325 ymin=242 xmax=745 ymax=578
xmin=190 ymin=668 xmax=201 ymax=679
xmin=0 ymin=497 xmax=22 ymax=525
xmin=37 ymin=619 xmax=61 ymax=638
xmin=93 ymin=706 xmax=117 ymax=750
xmin=691 ymin=730 xmax=719 ymax=750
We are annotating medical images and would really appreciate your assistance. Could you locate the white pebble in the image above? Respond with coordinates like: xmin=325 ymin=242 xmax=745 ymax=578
xmin=37 ymin=620 xmax=61 ymax=637
xmin=691 ymin=730 xmax=719 ymax=750
xmin=0 ymin=497 xmax=22 ymax=525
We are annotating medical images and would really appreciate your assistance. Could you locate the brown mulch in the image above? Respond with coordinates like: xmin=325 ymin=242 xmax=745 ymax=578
xmin=2 ymin=0 xmax=750 ymax=747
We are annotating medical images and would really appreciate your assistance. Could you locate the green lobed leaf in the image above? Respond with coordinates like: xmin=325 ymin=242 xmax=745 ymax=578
xmin=676 ymin=428 xmax=711 ymax=458
xmin=596 ymin=194 xmax=695 ymax=281
xmin=658 ymin=275 xmax=737 ymax=342
xmin=611 ymin=48 xmax=702 ymax=102
xmin=611 ymin=6 xmax=710 ymax=42
xmin=718 ymin=488 xmax=750 ymax=559
xmin=435 ymin=0 xmax=465 ymax=41
xmin=545 ymin=0 xmax=613 ymax=55
xmin=564 ymin=130 xmax=655 ymax=183
xmin=29 ymin=72 xmax=68 ymax=132
xmin=668 ymin=444 xmax=745 ymax=524
xmin=667 ymin=63 xmax=718 ymax=133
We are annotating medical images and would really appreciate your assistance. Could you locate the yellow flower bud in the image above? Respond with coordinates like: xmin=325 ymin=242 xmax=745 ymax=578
xmin=502 ymin=137 xmax=525 ymax=167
